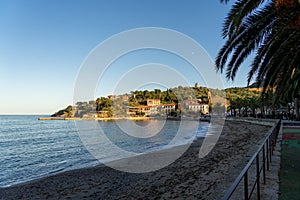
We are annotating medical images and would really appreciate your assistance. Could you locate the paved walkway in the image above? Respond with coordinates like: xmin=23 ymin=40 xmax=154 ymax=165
xmin=261 ymin=126 xmax=281 ymax=200
xmin=279 ymin=121 xmax=300 ymax=200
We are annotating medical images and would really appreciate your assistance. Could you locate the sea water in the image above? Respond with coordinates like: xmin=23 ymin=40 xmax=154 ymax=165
xmin=0 ymin=115 xmax=209 ymax=187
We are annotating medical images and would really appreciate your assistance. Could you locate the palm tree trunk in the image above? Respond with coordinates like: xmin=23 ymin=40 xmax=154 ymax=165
xmin=260 ymin=106 xmax=265 ymax=118
xmin=295 ymin=97 xmax=300 ymax=121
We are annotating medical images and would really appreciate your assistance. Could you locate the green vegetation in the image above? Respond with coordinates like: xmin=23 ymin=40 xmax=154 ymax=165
xmin=51 ymin=105 xmax=74 ymax=117
xmin=226 ymin=87 xmax=261 ymax=117
xmin=52 ymin=84 xmax=293 ymax=119
xmin=218 ymin=0 xmax=300 ymax=120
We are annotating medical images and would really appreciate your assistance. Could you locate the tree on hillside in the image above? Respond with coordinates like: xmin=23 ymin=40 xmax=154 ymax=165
xmin=95 ymin=97 xmax=112 ymax=111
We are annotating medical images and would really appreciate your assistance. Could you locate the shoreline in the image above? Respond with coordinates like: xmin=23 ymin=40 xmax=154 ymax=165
xmin=38 ymin=116 xmax=151 ymax=121
xmin=0 ymin=129 xmax=204 ymax=189
xmin=0 ymin=140 xmax=196 ymax=189
xmin=38 ymin=116 xmax=207 ymax=121
xmin=0 ymin=120 xmax=275 ymax=199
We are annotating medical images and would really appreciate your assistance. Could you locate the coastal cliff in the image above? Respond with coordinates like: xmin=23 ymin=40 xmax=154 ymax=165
xmin=51 ymin=105 xmax=74 ymax=118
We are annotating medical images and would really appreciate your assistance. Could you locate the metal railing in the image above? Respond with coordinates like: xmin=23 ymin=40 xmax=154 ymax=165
xmin=222 ymin=119 xmax=281 ymax=200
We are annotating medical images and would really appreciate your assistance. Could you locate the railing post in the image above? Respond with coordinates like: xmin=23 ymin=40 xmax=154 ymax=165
xmin=269 ymin=138 xmax=272 ymax=163
xmin=263 ymin=144 xmax=266 ymax=184
xmin=266 ymin=138 xmax=270 ymax=170
xmin=274 ymin=122 xmax=279 ymax=144
xmin=256 ymin=156 xmax=261 ymax=200
xmin=271 ymin=132 xmax=275 ymax=155
xmin=244 ymin=171 xmax=248 ymax=200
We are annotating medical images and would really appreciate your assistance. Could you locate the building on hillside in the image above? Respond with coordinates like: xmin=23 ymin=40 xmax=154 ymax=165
xmin=82 ymin=112 xmax=98 ymax=118
xmin=161 ymin=104 xmax=176 ymax=115
xmin=128 ymin=99 xmax=176 ymax=117
xmin=147 ymin=99 xmax=161 ymax=106
xmin=88 ymin=100 xmax=97 ymax=111
xmin=108 ymin=95 xmax=116 ymax=100
xmin=128 ymin=105 xmax=156 ymax=116
xmin=187 ymin=104 xmax=209 ymax=114
xmin=97 ymin=111 xmax=110 ymax=118
xmin=121 ymin=95 xmax=129 ymax=101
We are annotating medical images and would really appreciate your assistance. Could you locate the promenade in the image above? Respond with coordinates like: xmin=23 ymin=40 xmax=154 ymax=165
xmin=280 ymin=121 xmax=300 ymax=200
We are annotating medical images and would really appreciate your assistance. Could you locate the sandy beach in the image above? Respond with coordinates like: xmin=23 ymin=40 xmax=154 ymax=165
xmin=0 ymin=120 xmax=273 ymax=200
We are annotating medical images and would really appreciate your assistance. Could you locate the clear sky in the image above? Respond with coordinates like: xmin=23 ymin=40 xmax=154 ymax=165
xmin=0 ymin=0 xmax=251 ymax=114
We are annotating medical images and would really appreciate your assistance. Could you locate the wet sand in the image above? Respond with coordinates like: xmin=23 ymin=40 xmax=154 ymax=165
xmin=0 ymin=120 xmax=273 ymax=200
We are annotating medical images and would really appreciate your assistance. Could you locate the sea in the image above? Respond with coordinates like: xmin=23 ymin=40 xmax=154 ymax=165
xmin=0 ymin=115 xmax=209 ymax=187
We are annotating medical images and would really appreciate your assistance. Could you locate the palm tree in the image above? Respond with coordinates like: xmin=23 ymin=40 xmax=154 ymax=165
xmin=248 ymin=96 xmax=260 ymax=117
xmin=217 ymin=0 xmax=300 ymax=119
xmin=228 ymin=98 xmax=238 ymax=116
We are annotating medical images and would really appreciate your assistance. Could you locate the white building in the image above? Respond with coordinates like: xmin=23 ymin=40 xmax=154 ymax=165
xmin=147 ymin=99 xmax=161 ymax=106
xmin=162 ymin=104 xmax=176 ymax=114
xmin=187 ymin=104 xmax=209 ymax=114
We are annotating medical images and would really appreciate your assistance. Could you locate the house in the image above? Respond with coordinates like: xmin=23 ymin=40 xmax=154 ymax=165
xmin=108 ymin=95 xmax=116 ymax=100
xmin=128 ymin=99 xmax=176 ymax=116
xmin=97 ymin=111 xmax=110 ymax=118
xmin=88 ymin=100 xmax=97 ymax=111
xmin=82 ymin=112 xmax=97 ymax=118
xmin=187 ymin=104 xmax=209 ymax=114
xmin=128 ymin=105 xmax=154 ymax=116
xmin=161 ymin=104 xmax=176 ymax=114
xmin=147 ymin=99 xmax=161 ymax=106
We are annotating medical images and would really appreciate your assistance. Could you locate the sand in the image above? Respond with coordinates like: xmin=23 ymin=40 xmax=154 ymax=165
xmin=0 ymin=120 xmax=274 ymax=200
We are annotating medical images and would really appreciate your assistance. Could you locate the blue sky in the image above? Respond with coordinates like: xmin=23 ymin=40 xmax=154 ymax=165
xmin=0 ymin=0 xmax=251 ymax=114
